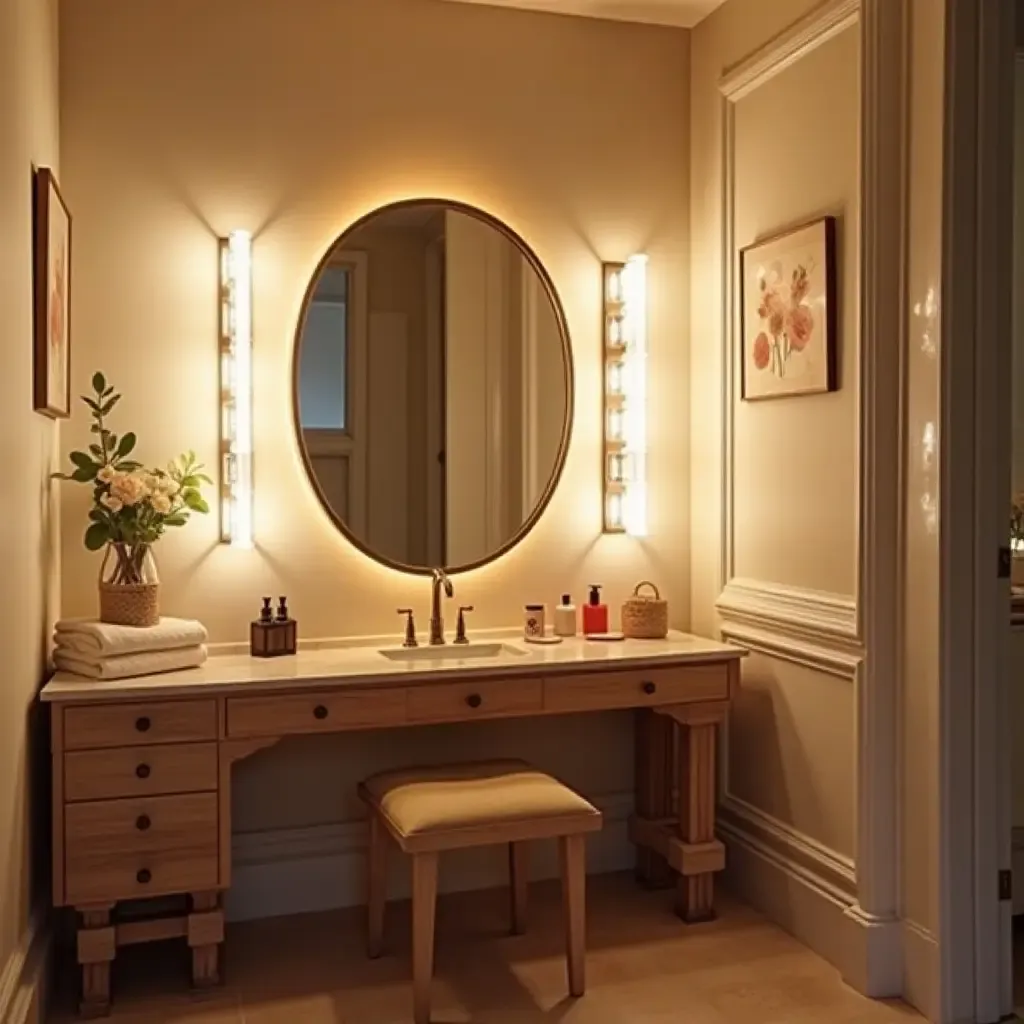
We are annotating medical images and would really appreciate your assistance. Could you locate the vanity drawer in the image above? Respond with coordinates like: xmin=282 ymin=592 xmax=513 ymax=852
xmin=63 ymin=700 xmax=218 ymax=750
xmin=64 ymin=743 xmax=218 ymax=802
xmin=64 ymin=793 xmax=218 ymax=904
xmin=226 ymin=688 xmax=408 ymax=738
xmin=407 ymin=677 xmax=543 ymax=723
xmin=544 ymin=665 xmax=729 ymax=714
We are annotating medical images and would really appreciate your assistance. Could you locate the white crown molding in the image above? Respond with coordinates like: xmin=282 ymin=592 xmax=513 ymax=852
xmin=716 ymin=578 xmax=859 ymax=648
xmin=720 ymin=0 xmax=859 ymax=101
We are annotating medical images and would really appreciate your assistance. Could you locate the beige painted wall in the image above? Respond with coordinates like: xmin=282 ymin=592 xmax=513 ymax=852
xmin=0 ymin=0 xmax=61 ymax=983
xmin=58 ymin=0 xmax=690 ymax=853
xmin=689 ymin=0 xmax=858 ymax=867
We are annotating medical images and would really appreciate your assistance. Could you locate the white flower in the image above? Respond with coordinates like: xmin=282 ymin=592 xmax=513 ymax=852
xmin=151 ymin=494 xmax=172 ymax=514
xmin=109 ymin=471 xmax=147 ymax=506
xmin=97 ymin=466 xmax=115 ymax=484
xmin=100 ymin=493 xmax=123 ymax=513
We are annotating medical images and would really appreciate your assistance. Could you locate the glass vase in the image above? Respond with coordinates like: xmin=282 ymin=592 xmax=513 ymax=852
xmin=98 ymin=542 xmax=160 ymax=628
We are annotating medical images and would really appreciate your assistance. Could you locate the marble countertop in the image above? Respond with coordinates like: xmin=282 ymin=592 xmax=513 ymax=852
xmin=40 ymin=629 xmax=745 ymax=702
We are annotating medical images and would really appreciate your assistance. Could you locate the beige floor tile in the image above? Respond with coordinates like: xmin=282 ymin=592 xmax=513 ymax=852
xmin=50 ymin=874 xmax=921 ymax=1024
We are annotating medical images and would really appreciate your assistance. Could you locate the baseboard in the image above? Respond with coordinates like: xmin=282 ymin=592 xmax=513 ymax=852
xmin=717 ymin=797 xmax=868 ymax=988
xmin=228 ymin=791 xmax=634 ymax=922
xmin=902 ymin=919 xmax=940 ymax=1024
xmin=0 ymin=911 xmax=51 ymax=1024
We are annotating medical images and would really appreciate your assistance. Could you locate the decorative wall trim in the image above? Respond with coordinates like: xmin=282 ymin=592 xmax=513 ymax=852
xmin=718 ymin=795 xmax=855 ymax=899
xmin=718 ymin=0 xmax=863 ymax=600
xmin=228 ymin=791 xmax=633 ymax=923
xmin=716 ymin=578 xmax=859 ymax=647
xmin=719 ymin=620 xmax=862 ymax=681
xmin=0 ymin=911 xmax=50 ymax=1024
xmin=718 ymin=795 xmax=863 ymax=984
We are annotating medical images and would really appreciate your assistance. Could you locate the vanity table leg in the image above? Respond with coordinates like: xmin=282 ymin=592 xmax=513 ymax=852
xmin=188 ymin=891 xmax=224 ymax=987
xmin=77 ymin=904 xmax=115 ymax=1018
xmin=675 ymin=713 xmax=722 ymax=923
xmin=634 ymin=710 xmax=674 ymax=888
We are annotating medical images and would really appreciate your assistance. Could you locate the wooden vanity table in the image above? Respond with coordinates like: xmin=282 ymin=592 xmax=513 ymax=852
xmin=42 ymin=631 xmax=744 ymax=1017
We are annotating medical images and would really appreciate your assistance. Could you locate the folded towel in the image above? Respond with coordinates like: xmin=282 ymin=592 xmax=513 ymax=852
xmin=53 ymin=644 xmax=208 ymax=681
xmin=53 ymin=617 xmax=208 ymax=658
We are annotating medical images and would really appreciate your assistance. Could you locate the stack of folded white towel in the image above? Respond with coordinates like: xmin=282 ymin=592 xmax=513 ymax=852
xmin=53 ymin=617 xmax=209 ymax=680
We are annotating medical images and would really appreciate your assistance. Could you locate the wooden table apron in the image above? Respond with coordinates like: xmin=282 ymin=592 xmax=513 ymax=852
xmin=47 ymin=653 xmax=741 ymax=1018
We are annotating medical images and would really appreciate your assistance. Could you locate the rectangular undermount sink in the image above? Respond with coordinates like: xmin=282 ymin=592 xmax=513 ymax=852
xmin=378 ymin=642 xmax=527 ymax=662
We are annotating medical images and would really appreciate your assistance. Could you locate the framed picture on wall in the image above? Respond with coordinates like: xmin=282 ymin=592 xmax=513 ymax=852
xmin=33 ymin=167 xmax=72 ymax=419
xmin=739 ymin=216 xmax=837 ymax=401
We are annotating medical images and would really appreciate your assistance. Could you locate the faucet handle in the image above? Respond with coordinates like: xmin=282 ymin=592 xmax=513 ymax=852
xmin=397 ymin=608 xmax=418 ymax=648
xmin=454 ymin=605 xmax=474 ymax=645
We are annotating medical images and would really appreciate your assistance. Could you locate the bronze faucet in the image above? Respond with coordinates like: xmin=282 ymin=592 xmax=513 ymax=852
xmin=429 ymin=568 xmax=454 ymax=645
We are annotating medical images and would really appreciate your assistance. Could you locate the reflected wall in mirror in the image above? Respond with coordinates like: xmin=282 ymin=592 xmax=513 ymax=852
xmin=294 ymin=200 xmax=573 ymax=573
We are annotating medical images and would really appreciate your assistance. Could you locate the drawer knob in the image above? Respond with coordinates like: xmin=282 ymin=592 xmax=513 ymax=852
xmin=135 ymin=814 xmax=151 ymax=832
xmin=466 ymin=693 xmax=482 ymax=709
xmin=642 ymin=681 xmax=656 ymax=695
xmin=135 ymin=763 xmax=151 ymax=779
xmin=313 ymin=705 xmax=328 ymax=720
xmin=136 ymin=868 xmax=152 ymax=885
xmin=135 ymin=716 xmax=151 ymax=733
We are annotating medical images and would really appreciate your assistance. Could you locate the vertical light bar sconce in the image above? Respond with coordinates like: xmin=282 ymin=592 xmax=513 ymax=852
xmin=602 ymin=254 xmax=648 ymax=535
xmin=218 ymin=230 xmax=254 ymax=548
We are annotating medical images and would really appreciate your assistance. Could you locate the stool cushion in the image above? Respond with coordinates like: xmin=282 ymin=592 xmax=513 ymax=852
xmin=361 ymin=759 xmax=601 ymax=838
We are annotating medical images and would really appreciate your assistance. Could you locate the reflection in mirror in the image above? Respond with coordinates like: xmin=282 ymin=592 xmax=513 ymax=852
xmin=294 ymin=201 xmax=572 ymax=573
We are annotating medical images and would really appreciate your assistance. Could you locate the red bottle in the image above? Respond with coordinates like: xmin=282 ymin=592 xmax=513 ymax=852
xmin=582 ymin=584 xmax=609 ymax=635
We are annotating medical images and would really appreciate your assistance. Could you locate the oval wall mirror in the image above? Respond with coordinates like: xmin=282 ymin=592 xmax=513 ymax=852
xmin=293 ymin=199 xmax=574 ymax=574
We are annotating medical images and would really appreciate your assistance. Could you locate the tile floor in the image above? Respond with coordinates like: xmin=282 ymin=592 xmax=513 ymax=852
xmin=49 ymin=874 xmax=921 ymax=1023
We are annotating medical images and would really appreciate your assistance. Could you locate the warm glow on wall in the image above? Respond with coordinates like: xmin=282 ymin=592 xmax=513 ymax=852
xmin=602 ymin=254 xmax=648 ymax=535
xmin=218 ymin=231 xmax=254 ymax=548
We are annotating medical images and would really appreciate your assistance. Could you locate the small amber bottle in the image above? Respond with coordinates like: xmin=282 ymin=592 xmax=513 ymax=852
xmin=250 ymin=596 xmax=297 ymax=657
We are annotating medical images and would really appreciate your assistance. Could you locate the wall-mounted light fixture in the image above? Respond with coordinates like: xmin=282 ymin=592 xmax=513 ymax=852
xmin=218 ymin=230 xmax=254 ymax=548
xmin=602 ymin=254 xmax=648 ymax=535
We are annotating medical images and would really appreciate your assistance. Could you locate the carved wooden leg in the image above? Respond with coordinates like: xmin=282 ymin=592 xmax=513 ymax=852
xmin=508 ymin=842 xmax=529 ymax=935
xmin=367 ymin=812 xmax=388 ymax=958
xmin=676 ymin=718 xmax=718 ymax=922
xmin=634 ymin=709 xmax=674 ymax=888
xmin=411 ymin=853 xmax=439 ymax=1024
xmin=188 ymin=891 xmax=224 ymax=987
xmin=77 ymin=904 xmax=115 ymax=1018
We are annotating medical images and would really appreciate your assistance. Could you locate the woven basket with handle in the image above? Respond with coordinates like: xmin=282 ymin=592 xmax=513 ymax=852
xmin=621 ymin=580 xmax=668 ymax=639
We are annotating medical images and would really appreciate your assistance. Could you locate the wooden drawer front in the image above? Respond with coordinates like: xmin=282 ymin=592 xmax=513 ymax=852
xmin=407 ymin=677 xmax=543 ymax=723
xmin=544 ymin=665 xmax=728 ymax=714
xmin=64 ymin=700 xmax=217 ymax=750
xmin=64 ymin=743 xmax=218 ymax=802
xmin=226 ymin=687 xmax=407 ymax=738
xmin=65 ymin=793 xmax=218 ymax=904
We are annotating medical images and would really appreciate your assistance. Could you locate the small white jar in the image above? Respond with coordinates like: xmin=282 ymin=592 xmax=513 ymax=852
xmin=524 ymin=604 xmax=546 ymax=639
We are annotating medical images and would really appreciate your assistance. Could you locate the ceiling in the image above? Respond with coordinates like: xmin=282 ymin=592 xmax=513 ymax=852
xmin=436 ymin=0 xmax=726 ymax=28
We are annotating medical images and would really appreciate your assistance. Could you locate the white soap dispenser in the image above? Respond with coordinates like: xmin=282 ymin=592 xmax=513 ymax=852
xmin=553 ymin=594 xmax=577 ymax=637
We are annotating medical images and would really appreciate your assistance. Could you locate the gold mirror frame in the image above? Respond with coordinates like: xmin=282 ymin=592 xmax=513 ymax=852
xmin=291 ymin=197 xmax=575 ymax=577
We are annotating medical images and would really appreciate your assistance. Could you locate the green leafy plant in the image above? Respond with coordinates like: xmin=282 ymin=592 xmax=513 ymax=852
xmin=53 ymin=373 xmax=212 ymax=579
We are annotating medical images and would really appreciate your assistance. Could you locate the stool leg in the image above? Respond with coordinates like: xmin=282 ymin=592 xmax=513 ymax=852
xmin=367 ymin=812 xmax=388 ymax=958
xmin=559 ymin=835 xmax=586 ymax=998
xmin=412 ymin=852 xmax=439 ymax=1024
xmin=509 ymin=842 xmax=529 ymax=935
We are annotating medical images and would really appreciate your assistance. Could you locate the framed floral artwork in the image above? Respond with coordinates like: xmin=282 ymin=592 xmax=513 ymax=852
xmin=33 ymin=167 xmax=72 ymax=418
xmin=739 ymin=216 xmax=837 ymax=400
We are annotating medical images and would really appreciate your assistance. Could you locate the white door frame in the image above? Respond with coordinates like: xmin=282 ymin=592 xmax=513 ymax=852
xmin=941 ymin=0 xmax=1015 ymax=1021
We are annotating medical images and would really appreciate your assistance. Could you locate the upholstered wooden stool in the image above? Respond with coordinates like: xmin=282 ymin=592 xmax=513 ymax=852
xmin=358 ymin=759 xmax=602 ymax=1024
